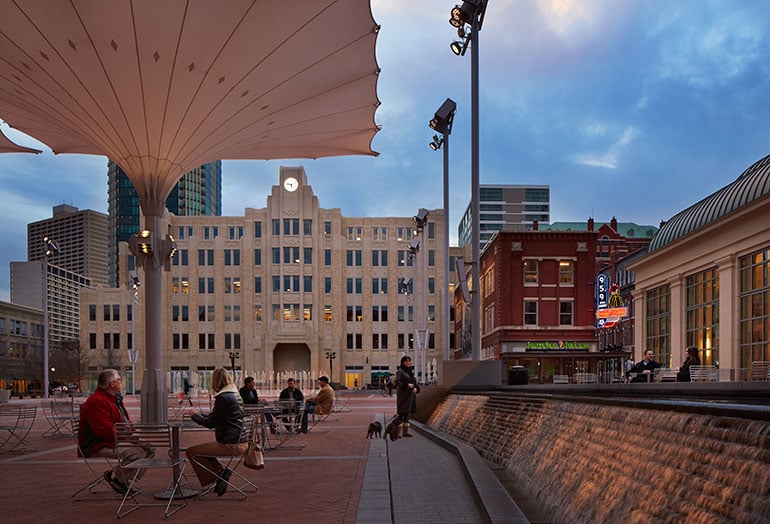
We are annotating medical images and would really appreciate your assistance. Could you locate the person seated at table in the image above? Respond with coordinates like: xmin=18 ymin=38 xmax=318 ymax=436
xmin=239 ymin=376 xmax=260 ymax=405
xmin=79 ymin=369 xmax=155 ymax=494
xmin=186 ymin=368 xmax=247 ymax=496
xmin=274 ymin=377 xmax=304 ymax=431
xmin=677 ymin=347 xmax=701 ymax=382
xmin=626 ymin=350 xmax=662 ymax=383
xmin=300 ymin=376 xmax=335 ymax=433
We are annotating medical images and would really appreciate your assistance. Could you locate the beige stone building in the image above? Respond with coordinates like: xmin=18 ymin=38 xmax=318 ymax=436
xmin=81 ymin=166 xmax=451 ymax=392
xmin=630 ymin=154 xmax=770 ymax=374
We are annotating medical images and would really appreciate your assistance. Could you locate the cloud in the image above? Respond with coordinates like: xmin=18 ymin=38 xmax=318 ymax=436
xmin=572 ymin=126 xmax=638 ymax=170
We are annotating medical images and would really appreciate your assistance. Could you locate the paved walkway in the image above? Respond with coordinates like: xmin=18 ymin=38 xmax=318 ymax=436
xmin=0 ymin=393 xmax=520 ymax=523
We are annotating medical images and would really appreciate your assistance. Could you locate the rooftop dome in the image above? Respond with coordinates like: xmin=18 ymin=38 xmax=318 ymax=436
xmin=649 ymin=154 xmax=770 ymax=252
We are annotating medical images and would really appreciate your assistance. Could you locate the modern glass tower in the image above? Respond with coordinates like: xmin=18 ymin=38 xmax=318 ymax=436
xmin=107 ymin=160 xmax=223 ymax=286
xmin=458 ymin=185 xmax=550 ymax=248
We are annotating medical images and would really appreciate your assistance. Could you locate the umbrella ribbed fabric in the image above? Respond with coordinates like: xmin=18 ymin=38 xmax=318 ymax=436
xmin=0 ymin=0 xmax=380 ymax=423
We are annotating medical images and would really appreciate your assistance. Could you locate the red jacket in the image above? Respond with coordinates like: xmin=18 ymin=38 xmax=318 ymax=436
xmin=78 ymin=387 xmax=128 ymax=457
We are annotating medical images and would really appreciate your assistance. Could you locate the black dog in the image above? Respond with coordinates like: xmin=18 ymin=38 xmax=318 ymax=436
xmin=384 ymin=416 xmax=400 ymax=441
xmin=367 ymin=421 xmax=382 ymax=439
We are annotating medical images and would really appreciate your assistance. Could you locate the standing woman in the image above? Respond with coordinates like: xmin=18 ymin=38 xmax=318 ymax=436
xmin=187 ymin=367 xmax=247 ymax=496
xmin=395 ymin=355 xmax=419 ymax=437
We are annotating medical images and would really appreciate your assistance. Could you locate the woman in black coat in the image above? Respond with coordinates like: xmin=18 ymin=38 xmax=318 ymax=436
xmin=186 ymin=368 xmax=246 ymax=495
xmin=677 ymin=347 xmax=701 ymax=382
xmin=395 ymin=355 xmax=419 ymax=437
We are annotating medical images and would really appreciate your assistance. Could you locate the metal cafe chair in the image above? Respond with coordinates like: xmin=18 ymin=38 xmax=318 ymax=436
xmin=191 ymin=415 xmax=258 ymax=500
xmin=71 ymin=418 xmax=122 ymax=501
xmin=0 ymin=404 xmax=37 ymax=453
xmin=42 ymin=399 xmax=78 ymax=438
xmin=114 ymin=423 xmax=188 ymax=518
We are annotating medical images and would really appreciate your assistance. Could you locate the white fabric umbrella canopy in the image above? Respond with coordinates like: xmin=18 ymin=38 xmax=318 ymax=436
xmin=0 ymin=0 xmax=381 ymax=421
xmin=0 ymin=0 xmax=380 ymax=207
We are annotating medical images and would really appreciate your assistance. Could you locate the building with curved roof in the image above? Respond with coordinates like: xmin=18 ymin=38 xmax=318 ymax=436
xmin=629 ymin=154 xmax=770 ymax=372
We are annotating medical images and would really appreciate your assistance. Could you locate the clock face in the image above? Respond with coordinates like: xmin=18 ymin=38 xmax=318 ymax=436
xmin=283 ymin=177 xmax=299 ymax=192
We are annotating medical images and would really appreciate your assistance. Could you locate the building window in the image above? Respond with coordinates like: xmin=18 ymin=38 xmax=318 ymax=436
xmin=524 ymin=260 xmax=538 ymax=285
xmin=686 ymin=267 xmax=719 ymax=366
xmin=559 ymin=301 xmax=573 ymax=325
xmin=428 ymin=250 xmax=435 ymax=267
xmin=272 ymin=219 xmax=280 ymax=236
xmin=372 ymin=227 xmax=387 ymax=241
xmin=397 ymin=227 xmax=413 ymax=241
xmin=325 ymin=277 xmax=332 ymax=293
xmin=284 ymin=246 xmax=300 ymax=264
xmin=303 ymin=219 xmax=312 ymax=236
xmin=254 ymin=277 xmax=262 ymax=293
xmin=325 ymin=249 xmax=332 ymax=266
xmin=524 ymin=301 xmax=538 ymax=325
xmin=324 ymin=221 xmax=332 ymax=235
xmin=324 ymin=305 xmax=332 ymax=321
xmin=559 ymin=261 xmax=574 ymax=285
xmin=254 ymin=249 xmax=262 ymax=266
xmin=272 ymin=248 xmax=280 ymax=264
xmin=346 ymin=227 xmax=363 ymax=241
xmin=254 ymin=305 xmax=263 ymax=322
xmin=228 ymin=226 xmax=244 ymax=240
xmin=224 ymin=249 xmax=240 ymax=266
xmin=428 ymin=222 xmax=435 ymax=239
xmin=303 ymin=247 xmax=312 ymax=264
xmin=739 ymin=249 xmax=770 ymax=366
xmin=645 ymin=284 xmax=671 ymax=367
xmin=284 ymin=218 xmax=299 ymax=235
xmin=254 ymin=221 xmax=262 ymax=238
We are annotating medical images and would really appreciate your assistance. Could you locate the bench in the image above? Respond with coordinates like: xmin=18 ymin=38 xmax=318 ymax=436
xmin=750 ymin=361 xmax=770 ymax=381
xmin=552 ymin=375 xmax=570 ymax=384
xmin=689 ymin=365 xmax=719 ymax=382
xmin=575 ymin=373 xmax=598 ymax=384
xmin=654 ymin=368 xmax=679 ymax=382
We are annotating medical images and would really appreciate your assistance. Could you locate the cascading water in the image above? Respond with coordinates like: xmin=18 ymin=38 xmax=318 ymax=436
xmin=428 ymin=394 xmax=770 ymax=523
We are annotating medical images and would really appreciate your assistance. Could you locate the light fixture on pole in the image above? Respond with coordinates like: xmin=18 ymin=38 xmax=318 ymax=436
xmin=428 ymin=98 xmax=456 ymax=366
xmin=325 ymin=351 xmax=337 ymax=382
xmin=228 ymin=351 xmax=240 ymax=378
xmin=128 ymin=227 xmax=178 ymax=423
xmin=447 ymin=0 xmax=487 ymax=360
xmin=42 ymin=236 xmax=59 ymax=399
xmin=400 ymin=277 xmax=412 ymax=360
xmin=128 ymin=270 xmax=140 ymax=395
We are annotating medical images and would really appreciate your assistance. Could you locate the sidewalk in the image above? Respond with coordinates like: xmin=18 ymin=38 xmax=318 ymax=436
xmin=0 ymin=393 xmax=521 ymax=523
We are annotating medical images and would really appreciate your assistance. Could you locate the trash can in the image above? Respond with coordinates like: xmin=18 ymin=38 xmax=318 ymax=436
xmin=508 ymin=366 xmax=528 ymax=385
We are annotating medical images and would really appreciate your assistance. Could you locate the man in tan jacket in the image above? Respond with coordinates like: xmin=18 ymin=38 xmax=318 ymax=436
xmin=300 ymin=376 xmax=335 ymax=432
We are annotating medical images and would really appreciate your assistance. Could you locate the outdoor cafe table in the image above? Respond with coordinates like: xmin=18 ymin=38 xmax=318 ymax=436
xmin=154 ymin=419 xmax=205 ymax=500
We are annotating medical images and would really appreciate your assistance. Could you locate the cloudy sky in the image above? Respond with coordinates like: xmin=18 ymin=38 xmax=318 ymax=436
xmin=1 ymin=0 xmax=770 ymax=301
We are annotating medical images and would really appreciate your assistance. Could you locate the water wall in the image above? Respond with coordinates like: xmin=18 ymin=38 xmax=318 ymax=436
xmin=428 ymin=393 xmax=770 ymax=523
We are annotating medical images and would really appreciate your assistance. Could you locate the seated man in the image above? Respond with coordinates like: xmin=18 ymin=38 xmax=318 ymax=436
xmin=78 ymin=369 xmax=154 ymax=494
xmin=626 ymin=350 xmax=662 ymax=383
xmin=300 ymin=376 xmax=334 ymax=433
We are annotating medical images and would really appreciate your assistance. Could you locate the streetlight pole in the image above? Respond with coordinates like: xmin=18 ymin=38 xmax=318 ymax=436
xmin=429 ymin=98 xmax=457 ymax=366
xmin=42 ymin=237 xmax=58 ymax=399
xmin=228 ymin=351 xmax=240 ymax=379
xmin=449 ymin=0 xmax=487 ymax=360
xmin=128 ymin=270 xmax=140 ymax=395
xmin=325 ymin=351 xmax=336 ymax=382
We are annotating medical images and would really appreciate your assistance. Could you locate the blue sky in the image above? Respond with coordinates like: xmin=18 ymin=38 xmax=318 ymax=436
xmin=1 ymin=0 xmax=770 ymax=301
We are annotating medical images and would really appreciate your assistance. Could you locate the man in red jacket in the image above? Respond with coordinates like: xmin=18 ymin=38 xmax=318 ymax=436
xmin=79 ymin=369 xmax=154 ymax=494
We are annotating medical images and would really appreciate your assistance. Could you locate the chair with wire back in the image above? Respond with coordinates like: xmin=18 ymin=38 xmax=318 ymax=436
xmin=71 ymin=417 xmax=121 ymax=500
xmin=42 ymin=399 xmax=77 ymax=438
xmin=0 ymin=404 xmax=37 ymax=453
xmin=191 ymin=415 xmax=258 ymax=500
xmin=114 ymin=423 xmax=188 ymax=518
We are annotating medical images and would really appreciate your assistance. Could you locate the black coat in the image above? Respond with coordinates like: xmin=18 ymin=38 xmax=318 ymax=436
xmin=191 ymin=389 xmax=244 ymax=444
xmin=395 ymin=366 xmax=418 ymax=415
xmin=677 ymin=356 xmax=701 ymax=382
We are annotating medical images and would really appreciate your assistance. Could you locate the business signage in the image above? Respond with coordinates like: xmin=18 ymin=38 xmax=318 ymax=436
xmin=596 ymin=276 xmax=628 ymax=328
xmin=525 ymin=341 xmax=591 ymax=351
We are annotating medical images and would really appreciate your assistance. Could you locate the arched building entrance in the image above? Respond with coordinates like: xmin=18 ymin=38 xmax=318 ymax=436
xmin=273 ymin=343 xmax=311 ymax=373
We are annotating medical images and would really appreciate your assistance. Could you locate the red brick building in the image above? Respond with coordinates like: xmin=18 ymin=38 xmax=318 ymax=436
xmin=455 ymin=222 xmax=627 ymax=382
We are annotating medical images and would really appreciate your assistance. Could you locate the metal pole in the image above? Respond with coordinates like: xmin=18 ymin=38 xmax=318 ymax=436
xmin=470 ymin=12 xmax=481 ymax=361
xmin=42 ymin=245 xmax=49 ymax=399
xmin=421 ymin=230 xmax=427 ymax=384
xmin=442 ymin=132 xmax=450 ymax=364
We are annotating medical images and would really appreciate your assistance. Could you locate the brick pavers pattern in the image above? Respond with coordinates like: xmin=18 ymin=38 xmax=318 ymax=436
xmin=0 ymin=394 xmax=488 ymax=524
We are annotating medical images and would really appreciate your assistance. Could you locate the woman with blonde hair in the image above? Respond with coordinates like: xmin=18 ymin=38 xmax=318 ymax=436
xmin=186 ymin=368 xmax=246 ymax=496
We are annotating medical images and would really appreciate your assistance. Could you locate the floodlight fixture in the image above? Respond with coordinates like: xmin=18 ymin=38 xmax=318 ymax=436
xmin=408 ymin=237 xmax=421 ymax=253
xmin=413 ymin=208 xmax=429 ymax=229
xmin=129 ymin=269 xmax=141 ymax=289
xmin=428 ymin=98 xmax=457 ymax=134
